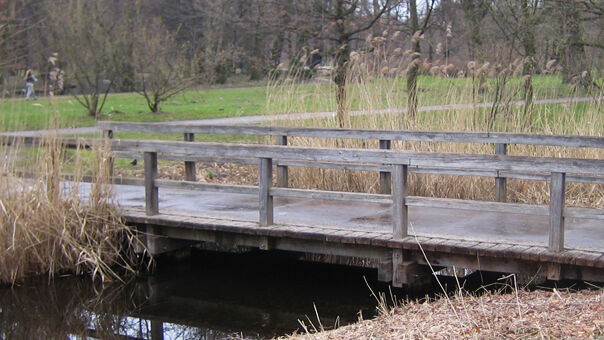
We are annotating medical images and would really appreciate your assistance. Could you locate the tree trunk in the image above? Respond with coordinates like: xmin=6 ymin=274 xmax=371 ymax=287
xmin=462 ymin=0 xmax=483 ymax=61
xmin=407 ymin=0 xmax=420 ymax=120
xmin=520 ymin=0 xmax=536 ymax=120
xmin=558 ymin=3 xmax=588 ymax=85
xmin=334 ymin=46 xmax=350 ymax=128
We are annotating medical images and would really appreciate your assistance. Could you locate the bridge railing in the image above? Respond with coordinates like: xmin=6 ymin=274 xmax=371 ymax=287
xmin=107 ymin=139 xmax=603 ymax=263
xmin=98 ymin=122 xmax=604 ymax=202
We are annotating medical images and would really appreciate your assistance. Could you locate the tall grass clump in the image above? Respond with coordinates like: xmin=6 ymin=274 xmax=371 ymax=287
xmin=265 ymin=45 xmax=603 ymax=208
xmin=0 ymin=119 xmax=147 ymax=285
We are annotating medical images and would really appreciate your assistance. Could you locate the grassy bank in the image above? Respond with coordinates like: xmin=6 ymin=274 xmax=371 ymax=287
xmin=288 ymin=287 xmax=604 ymax=339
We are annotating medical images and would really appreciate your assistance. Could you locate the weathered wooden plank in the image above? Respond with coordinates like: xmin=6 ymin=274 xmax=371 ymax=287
xmin=564 ymin=207 xmax=604 ymax=220
xmin=155 ymin=179 xmax=258 ymax=195
xmin=406 ymin=196 xmax=549 ymax=215
xmin=480 ymin=243 xmax=516 ymax=257
xmin=98 ymin=122 xmax=604 ymax=148
xmin=109 ymin=139 xmax=604 ymax=175
xmin=495 ymin=143 xmax=507 ymax=202
xmin=259 ymin=158 xmax=273 ymax=226
xmin=270 ymin=187 xmax=391 ymax=203
xmin=392 ymin=164 xmax=408 ymax=239
xmin=184 ymin=133 xmax=196 ymax=181
xmin=144 ymin=152 xmax=159 ymax=215
xmin=549 ymin=172 xmax=566 ymax=252
xmin=379 ymin=140 xmax=392 ymax=194
xmin=276 ymin=135 xmax=289 ymax=188
xmin=562 ymin=249 xmax=604 ymax=267
xmin=515 ymin=246 xmax=542 ymax=261
xmin=411 ymin=167 xmax=498 ymax=177
xmin=278 ymin=159 xmax=391 ymax=172
xmin=106 ymin=151 xmax=604 ymax=185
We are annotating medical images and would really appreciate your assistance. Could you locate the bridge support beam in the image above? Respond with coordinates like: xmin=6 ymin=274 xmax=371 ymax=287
xmin=391 ymin=249 xmax=432 ymax=288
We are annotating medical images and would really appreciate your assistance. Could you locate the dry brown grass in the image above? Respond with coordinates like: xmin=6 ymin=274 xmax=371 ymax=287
xmin=288 ymin=288 xmax=604 ymax=339
xmin=0 ymin=135 xmax=147 ymax=285
xmin=266 ymin=54 xmax=603 ymax=208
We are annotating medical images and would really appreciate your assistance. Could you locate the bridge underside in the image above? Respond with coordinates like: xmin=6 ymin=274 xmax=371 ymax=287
xmin=124 ymin=208 xmax=604 ymax=287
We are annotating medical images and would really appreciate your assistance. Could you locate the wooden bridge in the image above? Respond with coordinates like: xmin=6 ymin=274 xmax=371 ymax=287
xmin=95 ymin=122 xmax=604 ymax=287
xmin=9 ymin=122 xmax=604 ymax=287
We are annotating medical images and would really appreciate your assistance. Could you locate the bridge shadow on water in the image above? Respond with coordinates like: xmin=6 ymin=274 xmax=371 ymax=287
xmin=0 ymin=249 xmax=597 ymax=339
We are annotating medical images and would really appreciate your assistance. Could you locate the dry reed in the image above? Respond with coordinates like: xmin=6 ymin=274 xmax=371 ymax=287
xmin=0 ymin=133 xmax=147 ymax=285
xmin=266 ymin=51 xmax=603 ymax=208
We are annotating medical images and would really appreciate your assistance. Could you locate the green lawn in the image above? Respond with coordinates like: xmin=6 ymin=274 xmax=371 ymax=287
xmin=0 ymin=75 xmax=594 ymax=132
xmin=0 ymin=86 xmax=268 ymax=131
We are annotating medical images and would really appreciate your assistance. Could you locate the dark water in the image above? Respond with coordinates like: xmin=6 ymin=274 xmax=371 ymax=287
xmin=0 ymin=249 xmax=514 ymax=340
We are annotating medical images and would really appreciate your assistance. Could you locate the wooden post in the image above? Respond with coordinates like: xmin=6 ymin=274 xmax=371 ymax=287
xmin=103 ymin=129 xmax=114 ymax=177
xmin=144 ymin=151 xmax=159 ymax=216
xmin=379 ymin=139 xmax=392 ymax=194
xmin=548 ymin=172 xmax=566 ymax=252
xmin=151 ymin=320 xmax=164 ymax=340
xmin=184 ymin=133 xmax=196 ymax=181
xmin=392 ymin=164 xmax=408 ymax=239
xmin=259 ymin=157 xmax=273 ymax=226
xmin=276 ymin=135 xmax=288 ymax=187
xmin=495 ymin=143 xmax=507 ymax=202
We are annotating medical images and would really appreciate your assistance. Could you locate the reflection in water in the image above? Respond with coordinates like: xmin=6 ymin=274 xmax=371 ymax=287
xmin=0 ymin=250 xmax=396 ymax=339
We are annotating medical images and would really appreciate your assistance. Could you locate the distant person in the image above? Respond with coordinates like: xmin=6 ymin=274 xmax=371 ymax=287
xmin=24 ymin=69 xmax=38 ymax=100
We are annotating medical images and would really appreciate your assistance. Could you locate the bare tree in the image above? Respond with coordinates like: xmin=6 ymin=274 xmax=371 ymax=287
xmin=312 ymin=0 xmax=397 ymax=128
xmin=547 ymin=0 xmax=602 ymax=88
xmin=489 ymin=0 xmax=540 ymax=118
xmin=46 ymin=0 xmax=129 ymax=117
xmin=405 ymin=0 xmax=436 ymax=120
xmin=132 ymin=17 xmax=194 ymax=113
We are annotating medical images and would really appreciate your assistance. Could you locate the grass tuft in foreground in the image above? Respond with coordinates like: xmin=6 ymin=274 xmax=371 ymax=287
xmin=0 ymin=133 xmax=148 ymax=285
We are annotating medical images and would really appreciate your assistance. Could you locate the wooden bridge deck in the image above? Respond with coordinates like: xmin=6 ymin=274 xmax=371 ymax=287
xmin=90 ymin=183 xmax=604 ymax=285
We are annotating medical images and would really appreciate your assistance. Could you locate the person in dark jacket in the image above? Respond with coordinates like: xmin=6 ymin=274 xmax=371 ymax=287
xmin=24 ymin=69 xmax=38 ymax=100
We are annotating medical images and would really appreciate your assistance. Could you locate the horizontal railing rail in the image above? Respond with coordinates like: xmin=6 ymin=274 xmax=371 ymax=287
xmin=98 ymin=122 xmax=604 ymax=148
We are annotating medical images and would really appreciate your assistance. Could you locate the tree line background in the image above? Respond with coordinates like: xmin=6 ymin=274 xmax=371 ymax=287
xmin=0 ymin=0 xmax=602 ymax=117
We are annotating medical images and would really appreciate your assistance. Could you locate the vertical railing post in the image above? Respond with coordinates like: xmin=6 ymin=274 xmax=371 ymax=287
xmin=259 ymin=157 xmax=274 ymax=226
xmin=392 ymin=164 xmax=408 ymax=239
xmin=144 ymin=151 xmax=159 ymax=216
xmin=379 ymin=139 xmax=392 ymax=194
xmin=549 ymin=172 xmax=566 ymax=252
xmin=103 ymin=129 xmax=114 ymax=177
xmin=495 ymin=143 xmax=507 ymax=202
xmin=184 ymin=132 xmax=196 ymax=181
xmin=276 ymin=135 xmax=288 ymax=188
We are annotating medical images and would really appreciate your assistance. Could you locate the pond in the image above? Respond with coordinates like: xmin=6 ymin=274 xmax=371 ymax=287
xmin=0 ymin=247 xmax=517 ymax=339
xmin=0 ymin=249 xmax=408 ymax=339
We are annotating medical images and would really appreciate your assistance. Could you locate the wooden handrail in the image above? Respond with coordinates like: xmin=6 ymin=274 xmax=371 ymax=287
xmin=112 ymin=139 xmax=604 ymax=176
xmin=98 ymin=122 xmax=604 ymax=148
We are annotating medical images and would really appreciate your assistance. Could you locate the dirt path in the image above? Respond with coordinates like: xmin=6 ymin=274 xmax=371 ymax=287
xmin=2 ymin=96 xmax=599 ymax=137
